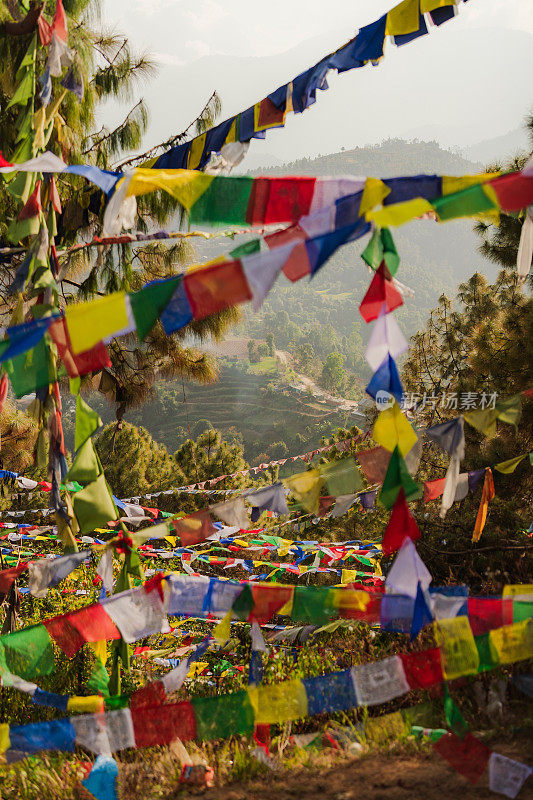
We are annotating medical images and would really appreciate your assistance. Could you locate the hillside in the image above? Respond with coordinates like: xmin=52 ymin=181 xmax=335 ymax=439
xmin=63 ymin=363 xmax=363 ymax=465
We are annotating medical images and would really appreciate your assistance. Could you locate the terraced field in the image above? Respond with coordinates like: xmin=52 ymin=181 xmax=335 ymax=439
xmin=118 ymin=365 xmax=363 ymax=463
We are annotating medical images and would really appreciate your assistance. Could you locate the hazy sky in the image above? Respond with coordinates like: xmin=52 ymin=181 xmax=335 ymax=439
xmin=99 ymin=0 xmax=533 ymax=162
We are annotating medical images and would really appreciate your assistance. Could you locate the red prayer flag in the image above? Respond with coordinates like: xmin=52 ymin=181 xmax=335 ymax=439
xmin=0 ymin=563 xmax=28 ymax=594
xmin=52 ymin=0 xmax=68 ymax=41
xmin=246 ymin=177 xmax=316 ymax=225
xmin=359 ymin=263 xmax=403 ymax=323
xmin=250 ymin=585 xmax=294 ymax=623
xmin=17 ymin=180 xmax=42 ymax=220
xmin=49 ymin=318 xmax=111 ymax=378
xmin=433 ymin=733 xmax=491 ymax=784
xmin=381 ymin=489 xmax=420 ymax=555
xmin=265 ymin=223 xmax=307 ymax=250
xmin=0 ymin=153 xmax=14 ymax=169
xmin=489 ymin=173 xmax=533 ymax=212
xmin=0 ymin=373 xmax=9 ymax=414
xmin=467 ymin=597 xmax=514 ymax=636
xmin=400 ymin=647 xmax=443 ymax=689
xmin=171 ymin=510 xmax=218 ymax=546
xmin=424 ymin=478 xmax=446 ymax=502
xmin=44 ymin=604 xmax=120 ymax=657
xmin=130 ymin=680 xmax=166 ymax=709
xmin=357 ymin=446 xmax=391 ymax=485
xmin=257 ymin=98 xmax=285 ymax=129
xmin=282 ymin=241 xmax=312 ymax=281
xmin=184 ymin=259 xmax=252 ymax=319
xmin=131 ymin=701 xmax=197 ymax=747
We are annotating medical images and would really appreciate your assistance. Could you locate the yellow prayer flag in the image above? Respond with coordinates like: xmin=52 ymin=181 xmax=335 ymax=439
xmin=489 ymin=620 xmax=533 ymax=664
xmin=214 ymin=609 xmax=232 ymax=645
xmin=434 ymin=617 xmax=479 ymax=680
xmin=367 ymin=197 xmax=434 ymax=227
xmin=127 ymin=168 xmax=214 ymax=210
xmin=225 ymin=119 xmax=237 ymax=144
xmin=67 ymin=695 xmax=105 ymax=714
xmin=386 ymin=0 xmax=419 ymax=36
xmin=0 ymin=724 xmax=10 ymax=755
xmin=279 ymin=589 xmax=295 ymax=616
xmin=332 ymin=588 xmax=370 ymax=614
xmin=283 ymin=469 xmax=323 ymax=514
xmin=503 ymin=585 xmax=533 ymax=600
xmin=188 ymin=661 xmax=208 ymax=678
xmin=187 ymin=133 xmax=207 ymax=170
xmin=365 ymin=711 xmax=406 ymax=744
xmin=89 ymin=640 xmax=108 ymax=664
xmin=442 ymin=172 xmax=500 ymax=195
xmin=494 ymin=455 xmax=526 ymax=474
xmin=372 ymin=401 xmax=417 ymax=457
xmin=65 ymin=291 xmax=132 ymax=355
xmin=248 ymin=679 xmax=308 ymax=724
xmin=341 ymin=569 xmax=358 ymax=585
xmin=360 ymin=178 xmax=391 ymax=216
xmin=464 ymin=408 xmax=498 ymax=438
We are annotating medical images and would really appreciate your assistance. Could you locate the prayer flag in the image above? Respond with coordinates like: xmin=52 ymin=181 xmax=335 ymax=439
xmin=129 ymin=277 xmax=180 ymax=341
xmin=373 ymin=400 xmax=417 ymax=456
xmin=472 ymin=468 xmax=495 ymax=542
xmin=184 ymin=259 xmax=252 ymax=319
xmin=73 ymin=474 xmax=118 ymax=533
xmin=74 ymin=394 xmax=102 ymax=451
xmin=65 ymin=292 xmax=135 ymax=355
xmin=49 ymin=318 xmax=111 ymax=378
xmin=283 ymin=469 xmax=323 ymax=514
xmin=361 ymin=227 xmax=400 ymax=275
xmin=379 ymin=446 xmax=421 ymax=508
xmin=433 ymin=733 xmax=490 ymax=784
xmin=365 ymin=303 xmax=408 ymax=372
xmin=381 ymin=489 xmax=420 ymax=555
xmin=359 ymin=263 xmax=403 ymax=322
xmin=319 ymin=458 xmax=362 ymax=496
xmin=366 ymin=354 xmax=404 ymax=404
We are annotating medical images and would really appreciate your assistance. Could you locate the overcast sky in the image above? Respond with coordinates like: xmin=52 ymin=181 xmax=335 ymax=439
xmin=99 ymin=0 xmax=533 ymax=162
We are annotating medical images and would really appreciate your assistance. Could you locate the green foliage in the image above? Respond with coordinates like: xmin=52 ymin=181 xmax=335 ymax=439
xmin=95 ymin=421 xmax=181 ymax=497
xmin=320 ymin=352 xmax=346 ymax=394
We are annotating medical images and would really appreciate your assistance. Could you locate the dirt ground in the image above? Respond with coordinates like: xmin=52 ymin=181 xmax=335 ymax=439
xmin=199 ymin=738 xmax=533 ymax=800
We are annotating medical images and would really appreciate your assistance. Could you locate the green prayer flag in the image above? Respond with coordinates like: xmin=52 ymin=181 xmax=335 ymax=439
xmin=361 ymin=227 xmax=400 ymax=275
xmin=474 ymin=633 xmax=499 ymax=673
xmin=72 ymin=473 xmax=118 ymax=533
xmin=319 ymin=458 xmax=363 ymax=496
xmin=230 ymin=239 xmax=261 ymax=258
xmin=129 ymin=276 xmax=180 ymax=341
xmin=233 ymin=584 xmax=254 ymax=620
xmin=75 ymin=394 xmax=102 ymax=451
xmin=67 ymin=437 xmax=102 ymax=484
xmin=513 ymin=600 xmax=533 ymax=624
xmin=0 ymin=624 xmax=54 ymax=682
xmin=190 ymin=175 xmax=253 ymax=227
xmin=496 ymin=394 xmax=522 ymax=428
xmin=192 ymin=691 xmax=255 ymax=740
xmin=88 ymin=659 xmax=110 ymax=697
xmin=379 ymin=446 xmax=422 ymax=509
xmin=444 ymin=685 xmax=468 ymax=738
xmin=291 ymin=586 xmax=336 ymax=625
xmin=3 ymin=337 xmax=56 ymax=398
xmin=433 ymin=183 xmax=497 ymax=222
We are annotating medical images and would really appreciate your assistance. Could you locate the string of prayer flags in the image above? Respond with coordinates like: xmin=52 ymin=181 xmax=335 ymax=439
xmin=472 ymin=468 xmax=495 ymax=542
xmin=146 ymin=0 xmax=468 ymax=175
